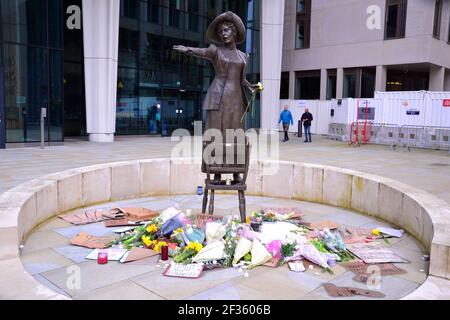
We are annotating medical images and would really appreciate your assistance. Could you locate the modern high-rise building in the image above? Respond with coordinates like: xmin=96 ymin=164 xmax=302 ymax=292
xmin=1 ymin=0 xmax=449 ymax=148
xmin=0 ymin=0 xmax=264 ymax=147
xmin=280 ymin=0 xmax=450 ymax=101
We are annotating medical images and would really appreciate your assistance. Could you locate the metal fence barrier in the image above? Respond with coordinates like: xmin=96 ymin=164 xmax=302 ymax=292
xmin=328 ymin=123 xmax=349 ymax=142
xmin=328 ymin=123 xmax=450 ymax=152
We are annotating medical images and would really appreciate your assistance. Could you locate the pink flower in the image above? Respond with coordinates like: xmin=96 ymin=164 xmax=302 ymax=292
xmin=266 ymin=240 xmax=282 ymax=259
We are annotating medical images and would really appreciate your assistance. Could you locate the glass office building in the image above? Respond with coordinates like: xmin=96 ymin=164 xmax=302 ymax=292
xmin=0 ymin=0 xmax=261 ymax=147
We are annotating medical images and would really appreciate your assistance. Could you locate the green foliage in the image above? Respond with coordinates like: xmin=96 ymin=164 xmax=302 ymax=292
xmin=310 ymin=239 xmax=330 ymax=254
xmin=281 ymin=243 xmax=296 ymax=258
xmin=336 ymin=250 xmax=355 ymax=262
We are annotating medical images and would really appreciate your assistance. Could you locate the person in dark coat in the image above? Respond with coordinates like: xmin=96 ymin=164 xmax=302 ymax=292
xmin=301 ymin=108 xmax=313 ymax=143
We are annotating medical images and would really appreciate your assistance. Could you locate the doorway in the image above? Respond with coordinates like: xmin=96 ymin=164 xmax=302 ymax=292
xmin=2 ymin=45 xmax=64 ymax=144
xmin=161 ymin=88 xmax=201 ymax=135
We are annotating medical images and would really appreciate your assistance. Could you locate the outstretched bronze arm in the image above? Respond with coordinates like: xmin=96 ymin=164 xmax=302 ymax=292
xmin=173 ymin=44 xmax=216 ymax=61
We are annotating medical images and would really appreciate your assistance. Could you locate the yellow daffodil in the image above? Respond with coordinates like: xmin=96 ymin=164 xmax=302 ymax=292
xmin=154 ymin=241 xmax=168 ymax=253
xmin=372 ymin=229 xmax=381 ymax=236
xmin=187 ymin=241 xmax=203 ymax=252
xmin=257 ymin=82 xmax=263 ymax=92
xmin=174 ymin=227 xmax=184 ymax=234
xmin=146 ymin=224 xmax=158 ymax=233
xmin=141 ymin=235 xmax=152 ymax=247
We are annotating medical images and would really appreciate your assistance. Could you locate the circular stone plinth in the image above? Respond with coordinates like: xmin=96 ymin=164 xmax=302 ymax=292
xmin=20 ymin=195 xmax=428 ymax=300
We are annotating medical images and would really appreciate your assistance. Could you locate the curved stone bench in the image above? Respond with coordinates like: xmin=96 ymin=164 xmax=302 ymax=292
xmin=0 ymin=158 xmax=449 ymax=299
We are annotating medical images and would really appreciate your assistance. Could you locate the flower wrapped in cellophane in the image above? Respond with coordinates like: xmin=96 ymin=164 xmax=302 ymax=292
xmin=174 ymin=241 xmax=204 ymax=264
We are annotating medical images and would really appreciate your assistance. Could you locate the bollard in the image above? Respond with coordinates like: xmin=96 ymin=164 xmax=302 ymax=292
xmin=40 ymin=107 xmax=46 ymax=149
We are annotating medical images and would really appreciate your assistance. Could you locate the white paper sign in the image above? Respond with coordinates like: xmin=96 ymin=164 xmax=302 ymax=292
xmin=163 ymin=263 xmax=204 ymax=278
xmin=112 ymin=226 xmax=136 ymax=233
xmin=86 ymin=248 xmax=128 ymax=261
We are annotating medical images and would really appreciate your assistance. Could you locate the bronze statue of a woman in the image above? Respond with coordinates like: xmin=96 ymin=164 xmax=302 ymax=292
xmin=173 ymin=11 xmax=260 ymax=136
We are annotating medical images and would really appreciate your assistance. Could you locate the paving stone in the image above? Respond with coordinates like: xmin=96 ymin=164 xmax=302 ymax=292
xmin=53 ymin=222 xmax=116 ymax=239
xmin=302 ymin=263 xmax=348 ymax=282
xmin=21 ymin=248 xmax=74 ymax=275
xmin=51 ymin=245 xmax=93 ymax=264
xmin=231 ymin=267 xmax=310 ymax=299
xmin=33 ymin=274 xmax=71 ymax=298
xmin=310 ymin=271 xmax=420 ymax=300
xmin=41 ymin=259 xmax=157 ymax=296
xmin=21 ymin=231 xmax=70 ymax=255
xmin=73 ymin=280 xmax=164 ymax=300
xmin=392 ymin=261 xmax=428 ymax=284
xmin=391 ymin=241 xmax=426 ymax=264
xmin=185 ymin=281 xmax=281 ymax=300
xmin=324 ymin=211 xmax=375 ymax=227
xmin=131 ymin=267 xmax=243 ymax=300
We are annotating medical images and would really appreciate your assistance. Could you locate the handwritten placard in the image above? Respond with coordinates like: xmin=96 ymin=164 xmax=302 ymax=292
xmin=163 ymin=263 xmax=204 ymax=279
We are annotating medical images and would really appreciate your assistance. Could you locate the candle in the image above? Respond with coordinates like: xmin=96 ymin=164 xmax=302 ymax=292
xmin=327 ymin=256 xmax=337 ymax=267
xmin=97 ymin=251 xmax=108 ymax=264
xmin=161 ymin=245 xmax=169 ymax=261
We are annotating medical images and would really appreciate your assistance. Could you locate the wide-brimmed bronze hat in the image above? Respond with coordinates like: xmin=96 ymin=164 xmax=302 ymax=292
xmin=206 ymin=11 xmax=246 ymax=45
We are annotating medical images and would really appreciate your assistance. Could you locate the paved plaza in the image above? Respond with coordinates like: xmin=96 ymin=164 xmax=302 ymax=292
xmin=21 ymin=195 xmax=426 ymax=300
xmin=1 ymin=134 xmax=450 ymax=300
xmin=1 ymin=135 xmax=450 ymax=202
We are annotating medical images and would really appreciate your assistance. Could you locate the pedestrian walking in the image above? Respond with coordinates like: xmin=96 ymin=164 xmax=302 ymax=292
xmin=279 ymin=105 xmax=294 ymax=142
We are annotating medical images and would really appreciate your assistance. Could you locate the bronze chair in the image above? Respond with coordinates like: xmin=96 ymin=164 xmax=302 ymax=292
xmin=201 ymin=138 xmax=250 ymax=222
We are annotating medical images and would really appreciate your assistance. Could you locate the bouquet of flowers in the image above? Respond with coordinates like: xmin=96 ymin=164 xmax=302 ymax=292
xmin=319 ymin=229 xmax=354 ymax=262
xmin=110 ymin=217 xmax=163 ymax=250
xmin=248 ymin=209 xmax=302 ymax=225
xmin=223 ymin=217 xmax=243 ymax=267
xmin=174 ymin=241 xmax=203 ymax=264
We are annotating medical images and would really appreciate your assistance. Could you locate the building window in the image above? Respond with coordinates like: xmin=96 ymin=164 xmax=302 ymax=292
xmin=433 ymin=0 xmax=443 ymax=39
xmin=147 ymin=0 xmax=161 ymax=24
xmin=167 ymin=0 xmax=184 ymax=28
xmin=326 ymin=70 xmax=337 ymax=100
xmin=384 ymin=0 xmax=407 ymax=40
xmin=186 ymin=0 xmax=200 ymax=32
xmin=122 ymin=0 xmax=139 ymax=19
xmin=448 ymin=12 xmax=450 ymax=43
xmin=342 ymin=67 xmax=376 ymax=98
xmin=386 ymin=69 xmax=429 ymax=91
xmin=295 ymin=0 xmax=311 ymax=49
xmin=344 ymin=69 xmax=358 ymax=98
xmin=361 ymin=68 xmax=376 ymax=98
xmin=280 ymin=72 xmax=289 ymax=99
xmin=295 ymin=70 xmax=320 ymax=99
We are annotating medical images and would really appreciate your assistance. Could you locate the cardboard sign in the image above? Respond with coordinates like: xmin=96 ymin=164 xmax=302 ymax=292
xmin=70 ymin=232 xmax=116 ymax=249
xmin=306 ymin=220 xmax=340 ymax=230
xmin=163 ymin=263 xmax=204 ymax=279
xmin=120 ymin=247 xmax=159 ymax=263
xmin=263 ymin=257 xmax=281 ymax=268
xmin=443 ymin=99 xmax=450 ymax=107
xmin=346 ymin=242 xmax=408 ymax=264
